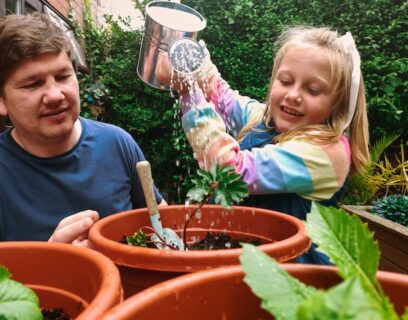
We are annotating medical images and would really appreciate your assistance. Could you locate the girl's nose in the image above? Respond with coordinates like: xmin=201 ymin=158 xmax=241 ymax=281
xmin=43 ymin=84 xmax=64 ymax=105
xmin=286 ymin=87 xmax=302 ymax=104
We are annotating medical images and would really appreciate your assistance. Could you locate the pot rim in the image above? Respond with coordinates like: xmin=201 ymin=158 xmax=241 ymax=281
xmin=89 ymin=205 xmax=311 ymax=272
xmin=103 ymin=263 xmax=408 ymax=319
xmin=0 ymin=241 xmax=123 ymax=320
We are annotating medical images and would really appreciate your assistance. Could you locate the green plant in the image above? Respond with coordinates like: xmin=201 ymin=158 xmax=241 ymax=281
xmin=340 ymin=135 xmax=407 ymax=205
xmin=0 ymin=266 xmax=42 ymax=320
xmin=370 ymin=194 xmax=408 ymax=227
xmin=126 ymin=163 xmax=249 ymax=249
xmin=126 ymin=229 xmax=149 ymax=248
xmin=182 ymin=163 xmax=249 ymax=246
xmin=240 ymin=203 xmax=408 ymax=320
xmin=373 ymin=143 xmax=408 ymax=196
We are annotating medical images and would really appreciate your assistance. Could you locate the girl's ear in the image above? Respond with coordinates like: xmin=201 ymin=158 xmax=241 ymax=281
xmin=0 ymin=96 xmax=9 ymax=116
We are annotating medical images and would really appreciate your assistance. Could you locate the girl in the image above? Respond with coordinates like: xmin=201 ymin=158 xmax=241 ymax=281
xmin=157 ymin=26 xmax=370 ymax=264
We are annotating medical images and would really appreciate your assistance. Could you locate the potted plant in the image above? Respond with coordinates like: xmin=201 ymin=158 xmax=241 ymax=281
xmin=0 ymin=242 xmax=123 ymax=319
xmin=101 ymin=203 xmax=408 ymax=320
xmin=341 ymin=137 xmax=408 ymax=274
xmin=89 ymin=164 xmax=311 ymax=297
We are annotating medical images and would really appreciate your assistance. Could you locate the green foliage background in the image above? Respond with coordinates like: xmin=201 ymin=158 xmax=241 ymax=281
xmin=77 ymin=0 xmax=407 ymax=204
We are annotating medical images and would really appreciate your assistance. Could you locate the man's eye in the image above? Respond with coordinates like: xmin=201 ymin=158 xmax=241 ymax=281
xmin=22 ymin=81 xmax=41 ymax=89
xmin=56 ymin=75 xmax=71 ymax=81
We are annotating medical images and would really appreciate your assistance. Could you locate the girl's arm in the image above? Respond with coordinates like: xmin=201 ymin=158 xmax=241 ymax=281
xmin=181 ymin=79 xmax=265 ymax=137
xmin=181 ymin=89 xmax=351 ymax=200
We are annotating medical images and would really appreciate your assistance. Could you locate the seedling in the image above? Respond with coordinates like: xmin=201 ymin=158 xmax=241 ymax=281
xmin=240 ymin=203 xmax=408 ymax=320
xmin=126 ymin=163 xmax=249 ymax=250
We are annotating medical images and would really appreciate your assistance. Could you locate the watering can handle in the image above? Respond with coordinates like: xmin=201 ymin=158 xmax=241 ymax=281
xmin=136 ymin=161 xmax=160 ymax=217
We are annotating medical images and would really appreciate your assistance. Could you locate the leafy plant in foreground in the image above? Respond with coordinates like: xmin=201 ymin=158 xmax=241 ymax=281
xmin=0 ymin=266 xmax=42 ymax=320
xmin=240 ymin=203 xmax=408 ymax=320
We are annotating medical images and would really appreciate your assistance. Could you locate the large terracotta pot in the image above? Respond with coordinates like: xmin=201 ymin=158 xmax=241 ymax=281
xmin=0 ymin=242 xmax=123 ymax=319
xmin=102 ymin=264 xmax=408 ymax=319
xmin=89 ymin=204 xmax=310 ymax=297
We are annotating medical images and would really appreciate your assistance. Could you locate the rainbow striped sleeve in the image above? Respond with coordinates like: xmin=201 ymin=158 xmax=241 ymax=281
xmin=180 ymin=86 xmax=350 ymax=201
xmin=181 ymin=79 xmax=265 ymax=137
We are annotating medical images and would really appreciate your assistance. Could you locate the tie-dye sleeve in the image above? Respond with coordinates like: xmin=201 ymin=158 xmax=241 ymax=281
xmin=180 ymin=87 xmax=351 ymax=201
xmin=181 ymin=79 xmax=265 ymax=137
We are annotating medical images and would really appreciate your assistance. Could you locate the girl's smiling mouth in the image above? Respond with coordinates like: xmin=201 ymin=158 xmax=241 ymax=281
xmin=281 ymin=106 xmax=303 ymax=117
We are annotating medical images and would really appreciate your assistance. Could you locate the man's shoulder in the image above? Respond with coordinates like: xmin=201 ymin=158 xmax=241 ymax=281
xmin=81 ymin=117 xmax=130 ymax=137
xmin=80 ymin=117 xmax=138 ymax=150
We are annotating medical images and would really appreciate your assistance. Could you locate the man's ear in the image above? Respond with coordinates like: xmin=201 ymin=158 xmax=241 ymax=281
xmin=0 ymin=96 xmax=8 ymax=116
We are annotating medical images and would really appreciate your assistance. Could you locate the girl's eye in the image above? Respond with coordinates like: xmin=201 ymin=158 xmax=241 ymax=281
xmin=279 ymin=79 xmax=291 ymax=86
xmin=308 ymin=87 xmax=320 ymax=95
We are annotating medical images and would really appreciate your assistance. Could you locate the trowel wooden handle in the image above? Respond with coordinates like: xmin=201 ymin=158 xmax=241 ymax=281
xmin=136 ymin=161 xmax=159 ymax=217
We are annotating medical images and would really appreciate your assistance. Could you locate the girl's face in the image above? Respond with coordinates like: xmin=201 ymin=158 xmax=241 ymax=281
xmin=269 ymin=48 xmax=337 ymax=133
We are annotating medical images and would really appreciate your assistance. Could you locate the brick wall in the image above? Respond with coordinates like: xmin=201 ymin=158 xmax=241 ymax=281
xmin=45 ymin=0 xmax=85 ymax=27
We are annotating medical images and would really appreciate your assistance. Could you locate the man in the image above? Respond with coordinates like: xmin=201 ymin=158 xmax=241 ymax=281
xmin=0 ymin=13 xmax=166 ymax=247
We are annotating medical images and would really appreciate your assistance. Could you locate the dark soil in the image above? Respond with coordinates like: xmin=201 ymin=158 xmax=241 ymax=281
xmin=188 ymin=232 xmax=261 ymax=250
xmin=122 ymin=232 xmax=262 ymax=250
xmin=42 ymin=308 xmax=71 ymax=320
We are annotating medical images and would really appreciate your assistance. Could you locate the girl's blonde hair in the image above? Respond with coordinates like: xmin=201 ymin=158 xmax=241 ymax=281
xmin=238 ymin=26 xmax=369 ymax=175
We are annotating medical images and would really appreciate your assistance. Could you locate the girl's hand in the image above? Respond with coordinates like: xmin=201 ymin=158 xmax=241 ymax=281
xmin=48 ymin=210 xmax=99 ymax=248
xmin=155 ymin=41 xmax=220 ymax=99
xmin=155 ymin=53 xmax=190 ymax=95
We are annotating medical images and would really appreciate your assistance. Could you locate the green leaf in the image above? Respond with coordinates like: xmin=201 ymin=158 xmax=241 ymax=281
xmin=402 ymin=308 xmax=408 ymax=320
xmin=186 ymin=187 xmax=209 ymax=203
xmin=126 ymin=230 xmax=148 ymax=247
xmin=297 ymin=277 xmax=383 ymax=320
xmin=0 ymin=266 xmax=42 ymax=320
xmin=306 ymin=203 xmax=399 ymax=319
xmin=306 ymin=203 xmax=380 ymax=282
xmin=187 ymin=162 xmax=248 ymax=208
xmin=240 ymin=244 xmax=317 ymax=320
xmin=0 ymin=268 xmax=9 ymax=282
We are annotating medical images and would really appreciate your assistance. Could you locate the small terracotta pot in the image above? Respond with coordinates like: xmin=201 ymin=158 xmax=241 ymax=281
xmin=102 ymin=264 xmax=408 ymax=319
xmin=89 ymin=205 xmax=310 ymax=297
xmin=0 ymin=242 xmax=123 ymax=319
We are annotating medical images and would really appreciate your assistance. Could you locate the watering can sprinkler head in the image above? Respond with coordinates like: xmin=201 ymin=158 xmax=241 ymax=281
xmin=168 ymin=38 xmax=205 ymax=77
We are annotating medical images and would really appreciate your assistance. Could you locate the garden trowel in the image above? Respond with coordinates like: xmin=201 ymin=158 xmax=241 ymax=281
xmin=136 ymin=161 xmax=184 ymax=250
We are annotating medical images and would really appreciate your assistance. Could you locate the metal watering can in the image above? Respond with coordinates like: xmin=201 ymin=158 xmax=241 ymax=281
xmin=137 ymin=1 xmax=206 ymax=90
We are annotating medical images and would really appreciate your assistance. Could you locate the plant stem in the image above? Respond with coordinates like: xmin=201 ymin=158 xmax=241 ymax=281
xmin=182 ymin=191 xmax=215 ymax=250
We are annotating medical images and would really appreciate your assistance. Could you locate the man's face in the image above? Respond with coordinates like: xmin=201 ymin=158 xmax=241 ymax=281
xmin=0 ymin=51 xmax=80 ymax=146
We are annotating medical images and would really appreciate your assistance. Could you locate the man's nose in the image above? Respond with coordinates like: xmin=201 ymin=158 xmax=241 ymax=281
xmin=42 ymin=82 xmax=64 ymax=105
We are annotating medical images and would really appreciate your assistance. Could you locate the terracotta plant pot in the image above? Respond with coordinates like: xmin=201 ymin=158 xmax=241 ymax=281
xmin=102 ymin=264 xmax=408 ymax=319
xmin=0 ymin=242 xmax=123 ymax=319
xmin=88 ymin=204 xmax=310 ymax=297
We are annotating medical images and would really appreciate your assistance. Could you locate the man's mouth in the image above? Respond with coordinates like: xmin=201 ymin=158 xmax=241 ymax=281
xmin=42 ymin=108 xmax=67 ymax=117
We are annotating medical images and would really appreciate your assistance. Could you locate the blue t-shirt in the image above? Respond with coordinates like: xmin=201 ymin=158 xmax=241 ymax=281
xmin=0 ymin=117 xmax=162 ymax=241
